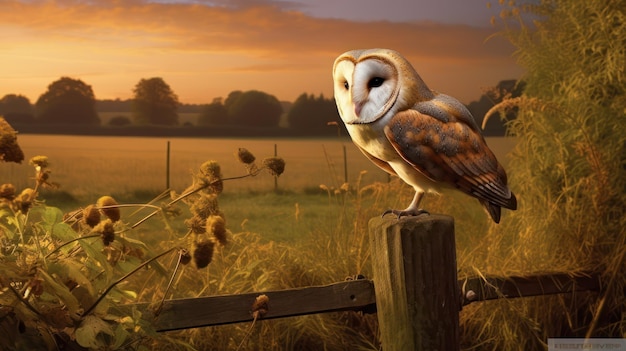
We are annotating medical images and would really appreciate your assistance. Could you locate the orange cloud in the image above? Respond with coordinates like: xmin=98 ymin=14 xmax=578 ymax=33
xmin=0 ymin=0 xmax=522 ymax=104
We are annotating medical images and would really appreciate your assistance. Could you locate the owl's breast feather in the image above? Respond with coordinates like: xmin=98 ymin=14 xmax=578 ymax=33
xmin=345 ymin=123 xmax=398 ymax=162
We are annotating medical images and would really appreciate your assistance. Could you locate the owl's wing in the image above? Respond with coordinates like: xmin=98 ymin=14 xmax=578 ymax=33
xmin=383 ymin=96 xmax=517 ymax=217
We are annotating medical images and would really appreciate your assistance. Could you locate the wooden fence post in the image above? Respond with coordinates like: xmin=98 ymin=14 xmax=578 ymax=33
xmin=369 ymin=214 xmax=459 ymax=351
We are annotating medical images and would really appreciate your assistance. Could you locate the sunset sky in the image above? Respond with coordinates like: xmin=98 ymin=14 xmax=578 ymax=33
xmin=0 ymin=0 xmax=524 ymax=105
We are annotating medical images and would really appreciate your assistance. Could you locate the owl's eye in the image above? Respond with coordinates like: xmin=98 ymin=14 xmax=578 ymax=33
xmin=368 ymin=77 xmax=384 ymax=88
xmin=343 ymin=81 xmax=349 ymax=90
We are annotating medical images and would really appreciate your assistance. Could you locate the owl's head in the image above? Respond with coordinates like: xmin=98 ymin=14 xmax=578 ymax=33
xmin=332 ymin=48 xmax=433 ymax=124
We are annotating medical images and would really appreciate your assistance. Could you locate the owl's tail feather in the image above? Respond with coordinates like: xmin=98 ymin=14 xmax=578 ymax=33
xmin=480 ymin=192 xmax=517 ymax=224
xmin=481 ymin=200 xmax=502 ymax=224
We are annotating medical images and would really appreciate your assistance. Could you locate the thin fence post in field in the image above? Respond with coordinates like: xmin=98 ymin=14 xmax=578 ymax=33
xmin=274 ymin=143 xmax=278 ymax=192
xmin=369 ymin=214 xmax=460 ymax=351
xmin=166 ymin=140 xmax=170 ymax=189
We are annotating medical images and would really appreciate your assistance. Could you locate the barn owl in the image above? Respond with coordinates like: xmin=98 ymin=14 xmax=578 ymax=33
xmin=332 ymin=48 xmax=517 ymax=223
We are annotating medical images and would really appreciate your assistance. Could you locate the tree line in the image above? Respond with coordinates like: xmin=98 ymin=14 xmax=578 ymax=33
xmin=0 ymin=76 xmax=521 ymax=136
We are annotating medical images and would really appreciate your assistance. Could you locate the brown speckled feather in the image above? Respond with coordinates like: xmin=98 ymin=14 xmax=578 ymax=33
xmin=383 ymin=97 xmax=517 ymax=222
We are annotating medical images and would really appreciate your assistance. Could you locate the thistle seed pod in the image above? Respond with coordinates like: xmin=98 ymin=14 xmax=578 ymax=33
xmin=14 ymin=188 xmax=34 ymax=213
xmin=179 ymin=249 xmax=192 ymax=265
xmin=82 ymin=205 xmax=101 ymax=228
xmin=0 ymin=183 xmax=16 ymax=200
xmin=236 ymin=148 xmax=256 ymax=165
xmin=189 ymin=193 xmax=220 ymax=219
xmin=97 ymin=195 xmax=121 ymax=222
xmin=262 ymin=157 xmax=285 ymax=176
xmin=185 ymin=215 xmax=206 ymax=235
xmin=28 ymin=155 xmax=49 ymax=169
xmin=199 ymin=161 xmax=223 ymax=194
xmin=206 ymin=214 xmax=228 ymax=246
xmin=96 ymin=219 xmax=115 ymax=246
xmin=193 ymin=239 xmax=215 ymax=269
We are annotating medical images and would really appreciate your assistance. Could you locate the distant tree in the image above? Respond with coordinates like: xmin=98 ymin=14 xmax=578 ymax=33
xmin=35 ymin=77 xmax=99 ymax=124
xmin=108 ymin=115 xmax=132 ymax=126
xmin=224 ymin=91 xmax=243 ymax=112
xmin=132 ymin=77 xmax=179 ymax=125
xmin=198 ymin=98 xmax=229 ymax=126
xmin=0 ymin=94 xmax=35 ymax=124
xmin=226 ymin=90 xmax=282 ymax=127
xmin=96 ymin=98 xmax=132 ymax=112
xmin=287 ymin=93 xmax=342 ymax=134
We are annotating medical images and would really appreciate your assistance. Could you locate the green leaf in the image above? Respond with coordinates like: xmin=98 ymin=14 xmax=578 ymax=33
xmin=51 ymin=222 xmax=77 ymax=242
xmin=48 ymin=261 xmax=95 ymax=296
xmin=75 ymin=315 xmax=114 ymax=349
xmin=41 ymin=206 xmax=64 ymax=226
xmin=79 ymin=238 xmax=113 ymax=283
xmin=38 ymin=268 xmax=81 ymax=316
xmin=112 ymin=323 xmax=130 ymax=349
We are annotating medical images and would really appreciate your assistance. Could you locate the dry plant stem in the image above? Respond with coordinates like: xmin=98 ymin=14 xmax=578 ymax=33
xmin=14 ymin=179 xmax=42 ymax=244
xmin=154 ymin=249 xmax=185 ymax=316
xmin=44 ymin=234 xmax=100 ymax=259
xmin=99 ymin=203 xmax=162 ymax=211
xmin=131 ymin=171 xmax=266 ymax=229
xmin=585 ymin=246 xmax=626 ymax=338
xmin=5 ymin=283 xmax=46 ymax=321
xmin=235 ymin=314 xmax=259 ymax=351
xmin=82 ymin=247 xmax=178 ymax=317
xmin=127 ymin=189 xmax=172 ymax=218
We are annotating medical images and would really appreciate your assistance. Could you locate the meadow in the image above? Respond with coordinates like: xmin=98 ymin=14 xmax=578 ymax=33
xmin=2 ymin=132 xmax=532 ymax=350
xmin=3 ymin=134 xmax=515 ymax=197
xmin=1 ymin=134 xmax=516 ymax=242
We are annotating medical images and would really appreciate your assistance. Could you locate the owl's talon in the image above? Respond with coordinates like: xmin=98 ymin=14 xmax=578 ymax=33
xmin=381 ymin=208 xmax=429 ymax=219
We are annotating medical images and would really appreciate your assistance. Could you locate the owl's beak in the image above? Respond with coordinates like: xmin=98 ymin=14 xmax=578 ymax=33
xmin=354 ymin=102 xmax=363 ymax=117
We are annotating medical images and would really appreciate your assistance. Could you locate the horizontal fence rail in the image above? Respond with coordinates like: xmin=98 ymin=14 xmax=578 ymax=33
xmin=460 ymin=272 xmax=601 ymax=306
xmin=124 ymin=272 xmax=600 ymax=332
xmin=126 ymin=279 xmax=376 ymax=332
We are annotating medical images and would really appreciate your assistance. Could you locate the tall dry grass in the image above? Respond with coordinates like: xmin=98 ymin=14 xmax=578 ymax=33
xmin=457 ymin=1 xmax=626 ymax=349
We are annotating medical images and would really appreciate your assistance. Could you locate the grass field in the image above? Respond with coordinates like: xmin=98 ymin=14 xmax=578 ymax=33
xmin=2 ymin=135 xmax=516 ymax=243
xmin=3 ymin=135 xmax=516 ymax=196
xmin=0 ymin=134 xmax=534 ymax=350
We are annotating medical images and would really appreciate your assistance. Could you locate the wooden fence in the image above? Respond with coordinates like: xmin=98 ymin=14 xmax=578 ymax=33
xmin=126 ymin=215 xmax=602 ymax=350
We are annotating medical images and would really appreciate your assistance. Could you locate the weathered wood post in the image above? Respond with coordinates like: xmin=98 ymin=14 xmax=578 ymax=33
xmin=369 ymin=214 xmax=459 ymax=351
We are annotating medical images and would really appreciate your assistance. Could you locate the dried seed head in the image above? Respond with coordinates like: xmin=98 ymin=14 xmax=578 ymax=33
xmin=179 ymin=249 xmax=192 ymax=265
xmin=236 ymin=148 xmax=256 ymax=164
xmin=36 ymin=170 xmax=50 ymax=184
xmin=0 ymin=118 xmax=24 ymax=164
xmin=82 ymin=205 xmax=101 ymax=228
xmin=0 ymin=183 xmax=16 ymax=200
xmin=14 ymin=188 xmax=35 ymax=213
xmin=206 ymin=215 xmax=228 ymax=246
xmin=193 ymin=239 xmax=215 ymax=269
xmin=199 ymin=160 xmax=222 ymax=181
xmin=185 ymin=215 xmax=206 ymax=235
xmin=209 ymin=179 xmax=224 ymax=194
xmin=251 ymin=294 xmax=269 ymax=319
xmin=189 ymin=193 xmax=220 ymax=219
xmin=97 ymin=196 xmax=121 ymax=222
xmin=199 ymin=161 xmax=223 ymax=194
xmin=262 ymin=157 xmax=285 ymax=176
xmin=29 ymin=155 xmax=49 ymax=169
xmin=95 ymin=219 xmax=115 ymax=246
